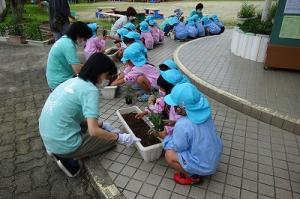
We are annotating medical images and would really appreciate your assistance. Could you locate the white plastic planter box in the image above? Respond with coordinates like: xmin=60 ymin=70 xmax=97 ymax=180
xmin=116 ymin=106 xmax=163 ymax=162
xmin=230 ymin=27 xmax=270 ymax=63
xmin=101 ymin=86 xmax=118 ymax=99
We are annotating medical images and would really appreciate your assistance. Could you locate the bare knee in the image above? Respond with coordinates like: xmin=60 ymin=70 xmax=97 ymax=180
xmin=136 ymin=76 xmax=146 ymax=84
xmin=165 ymin=150 xmax=177 ymax=164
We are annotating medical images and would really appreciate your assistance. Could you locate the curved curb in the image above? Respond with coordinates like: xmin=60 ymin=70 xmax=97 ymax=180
xmin=84 ymin=158 xmax=126 ymax=199
xmin=173 ymin=36 xmax=300 ymax=135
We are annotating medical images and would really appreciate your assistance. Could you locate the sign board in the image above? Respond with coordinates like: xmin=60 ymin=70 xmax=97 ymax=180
xmin=270 ymin=0 xmax=300 ymax=46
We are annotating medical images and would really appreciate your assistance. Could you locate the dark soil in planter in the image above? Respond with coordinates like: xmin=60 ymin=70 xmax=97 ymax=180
xmin=122 ymin=112 xmax=161 ymax=147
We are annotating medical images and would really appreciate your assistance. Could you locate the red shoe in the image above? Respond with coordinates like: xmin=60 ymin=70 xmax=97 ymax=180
xmin=173 ymin=172 xmax=202 ymax=185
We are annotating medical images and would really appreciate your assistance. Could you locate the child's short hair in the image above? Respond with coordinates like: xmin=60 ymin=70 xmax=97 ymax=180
xmin=157 ymin=75 xmax=174 ymax=94
xmin=196 ymin=3 xmax=204 ymax=11
xmin=159 ymin=64 xmax=170 ymax=71
xmin=123 ymin=37 xmax=135 ymax=45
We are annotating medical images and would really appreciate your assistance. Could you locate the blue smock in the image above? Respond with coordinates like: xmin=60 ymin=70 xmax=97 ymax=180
xmin=163 ymin=116 xmax=223 ymax=176
xmin=173 ymin=22 xmax=188 ymax=40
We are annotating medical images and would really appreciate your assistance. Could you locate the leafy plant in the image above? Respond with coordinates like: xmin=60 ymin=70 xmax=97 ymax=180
xmin=268 ymin=1 xmax=278 ymax=21
xmin=8 ymin=24 xmax=24 ymax=36
xmin=238 ymin=2 xmax=256 ymax=18
xmin=238 ymin=18 xmax=273 ymax=35
xmin=148 ymin=113 xmax=164 ymax=132
xmin=24 ymin=23 xmax=43 ymax=41
xmin=0 ymin=24 xmax=7 ymax=37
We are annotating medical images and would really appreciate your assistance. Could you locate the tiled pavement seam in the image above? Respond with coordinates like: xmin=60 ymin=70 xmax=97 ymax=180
xmin=173 ymin=29 xmax=300 ymax=134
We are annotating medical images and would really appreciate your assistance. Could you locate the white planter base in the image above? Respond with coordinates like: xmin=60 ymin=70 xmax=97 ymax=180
xmin=116 ymin=106 xmax=163 ymax=163
xmin=101 ymin=86 xmax=118 ymax=99
xmin=231 ymin=28 xmax=270 ymax=63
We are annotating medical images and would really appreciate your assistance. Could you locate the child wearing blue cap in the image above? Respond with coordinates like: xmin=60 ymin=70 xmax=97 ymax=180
xmin=159 ymin=59 xmax=190 ymax=83
xmin=161 ymin=83 xmax=223 ymax=185
xmin=192 ymin=15 xmax=205 ymax=37
xmin=140 ymin=21 xmax=154 ymax=50
xmin=148 ymin=19 xmax=164 ymax=44
xmin=136 ymin=69 xmax=190 ymax=135
xmin=123 ymin=22 xmax=136 ymax=32
xmin=202 ymin=16 xmax=221 ymax=35
xmin=172 ymin=20 xmax=188 ymax=41
xmin=160 ymin=8 xmax=183 ymax=36
xmin=111 ymin=43 xmax=159 ymax=95
xmin=123 ymin=31 xmax=148 ymax=58
xmin=186 ymin=17 xmax=198 ymax=38
xmin=84 ymin=23 xmax=106 ymax=60
xmin=210 ymin=15 xmax=225 ymax=34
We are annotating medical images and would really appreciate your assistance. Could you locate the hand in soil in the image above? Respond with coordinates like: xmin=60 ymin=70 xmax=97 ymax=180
xmin=135 ymin=111 xmax=148 ymax=119
xmin=163 ymin=120 xmax=176 ymax=127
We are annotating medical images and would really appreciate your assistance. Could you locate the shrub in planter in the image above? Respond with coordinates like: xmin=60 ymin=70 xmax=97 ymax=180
xmin=238 ymin=18 xmax=273 ymax=35
xmin=237 ymin=2 xmax=256 ymax=23
xmin=0 ymin=24 xmax=7 ymax=37
xmin=24 ymin=23 xmax=43 ymax=41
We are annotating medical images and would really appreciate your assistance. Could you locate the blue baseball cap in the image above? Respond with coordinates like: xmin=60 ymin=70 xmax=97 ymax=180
xmin=124 ymin=31 xmax=141 ymax=42
xmin=161 ymin=59 xmax=178 ymax=70
xmin=164 ymin=83 xmax=211 ymax=124
xmin=168 ymin=16 xmax=179 ymax=26
xmin=145 ymin=15 xmax=154 ymax=22
xmin=121 ymin=43 xmax=147 ymax=67
xmin=87 ymin=23 xmax=98 ymax=37
xmin=160 ymin=69 xmax=188 ymax=85
xmin=117 ymin=28 xmax=129 ymax=40
xmin=124 ymin=22 xmax=136 ymax=31
xmin=148 ymin=19 xmax=157 ymax=26
xmin=140 ymin=21 xmax=151 ymax=33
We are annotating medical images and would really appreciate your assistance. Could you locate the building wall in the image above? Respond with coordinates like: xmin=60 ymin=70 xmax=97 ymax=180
xmin=0 ymin=0 xmax=7 ymax=17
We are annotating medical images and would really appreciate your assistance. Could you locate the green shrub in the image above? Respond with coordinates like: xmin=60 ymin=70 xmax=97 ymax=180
xmin=238 ymin=18 xmax=273 ymax=35
xmin=238 ymin=2 xmax=256 ymax=18
xmin=0 ymin=24 xmax=7 ymax=36
xmin=8 ymin=24 xmax=24 ymax=36
xmin=24 ymin=23 xmax=43 ymax=41
xmin=268 ymin=1 xmax=278 ymax=21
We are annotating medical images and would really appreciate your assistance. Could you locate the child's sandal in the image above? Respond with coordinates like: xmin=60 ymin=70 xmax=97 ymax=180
xmin=173 ymin=172 xmax=202 ymax=185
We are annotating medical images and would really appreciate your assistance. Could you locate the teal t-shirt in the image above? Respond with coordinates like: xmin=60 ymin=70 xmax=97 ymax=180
xmin=39 ymin=77 xmax=99 ymax=154
xmin=189 ymin=10 xmax=203 ymax=19
xmin=46 ymin=35 xmax=80 ymax=90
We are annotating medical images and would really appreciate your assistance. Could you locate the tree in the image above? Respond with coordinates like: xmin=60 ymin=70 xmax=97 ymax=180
xmin=261 ymin=0 xmax=272 ymax=22
xmin=9 ymin=0 xmax=26 ymax=24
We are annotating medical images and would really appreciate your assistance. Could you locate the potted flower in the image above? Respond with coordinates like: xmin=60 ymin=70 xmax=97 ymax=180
xmin=237 ymin=2 xmax=256 ymax=24
xmin=124 ymin=85 xmax=134 ymax=105
xmin=7 ymin=24 xmax=26 ymax=44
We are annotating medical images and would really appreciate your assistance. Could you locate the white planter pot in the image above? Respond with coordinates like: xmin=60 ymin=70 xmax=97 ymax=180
xmin=116 ymin=106 xmax=163 ymax=163
xmin=256 ymin=34 xmax=270 ymax=63
xmin=250 ymin=34 xmax=261 ymax=61
xmin=236 ymin=16 xmax=256 ymax=24
xmin=230 ymin=27 xmax=240 ymax=55
xmin=237 ymin=30 xmax=246 ymax=57
xmin=101 ymin=86 xmax=118 ymax=99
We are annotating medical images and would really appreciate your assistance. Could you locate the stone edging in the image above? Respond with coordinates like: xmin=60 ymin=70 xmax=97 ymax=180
xmin=0 ymin=36 xmax=52 ymax=46
xmin=173 ymin=36 xmax=300 ymax=135
xmin=84 ymin=157 xmax=126 ymax=199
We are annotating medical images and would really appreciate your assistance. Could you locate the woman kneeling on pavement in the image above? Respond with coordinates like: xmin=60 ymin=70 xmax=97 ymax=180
xmin=39 ymin=53 xmax=140 ymax=177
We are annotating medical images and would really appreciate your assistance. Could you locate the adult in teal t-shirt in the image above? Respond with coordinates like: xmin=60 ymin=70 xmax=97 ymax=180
xmin=189 ymin=3 xmax=204 ymax=19
xmin=39 ymin=53 xmax=140 ymax=165
xmin=46 ymin=21 xmax=93 ymax=90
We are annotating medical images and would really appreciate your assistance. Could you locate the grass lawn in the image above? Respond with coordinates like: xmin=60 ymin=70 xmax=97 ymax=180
xmin=1 ymin=1 xmax=265 ymax=29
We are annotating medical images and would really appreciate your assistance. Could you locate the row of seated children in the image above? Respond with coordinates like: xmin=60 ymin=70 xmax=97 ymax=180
xmin=161 ymin=8 xmax=224 ymax=41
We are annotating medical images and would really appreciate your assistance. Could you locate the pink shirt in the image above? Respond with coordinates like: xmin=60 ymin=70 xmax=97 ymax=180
xmin=150 ymin=27 xmax=160 ymax=44
xmin=124 ymin=63 xmax=159 ymax=88
xmin=84 ymin=37 xmax=106 ymax=60
xmin=141 ymin=32 xmax=154 ymax=49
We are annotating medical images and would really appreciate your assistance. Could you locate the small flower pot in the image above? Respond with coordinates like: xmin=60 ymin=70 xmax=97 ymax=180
xmin=101 ymin=86 xmax=118 ymax=99
xmin=125 ymin=95 xmax=133 ymax=104
xmin=236 ymin=16 xmax=256 ymax=24
xmin=7 ymin=35 xmax=27 ymax=44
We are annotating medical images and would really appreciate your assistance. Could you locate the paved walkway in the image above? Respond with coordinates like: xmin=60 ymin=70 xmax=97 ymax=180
xmin=1 ymin=36 xmax=300 ymax=199
xmin=0 ymin=43 xmax=98 ymax=198
xmin=93 ymin=38 xmax=300 ymax=199
xmin=176 ymin=30 xmax=300 ymax=123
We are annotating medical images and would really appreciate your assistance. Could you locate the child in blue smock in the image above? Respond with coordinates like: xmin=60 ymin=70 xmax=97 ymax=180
xmin=186 ymin=17 xmax=198 ymax=38
xmin=162 ymin=83 xmax=223 ymax=185
xmin=192 ymin=15 xmax=205 ymax=37
xmin=173 ymin=21 xmax=188 ymax=41
xmin=160 ymin=8 xmax=183 ymax=36
xmin=202 ymin=16 xmax=221 ymax=35
xmin=211 ymin=15 xmax=225 ymax=34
